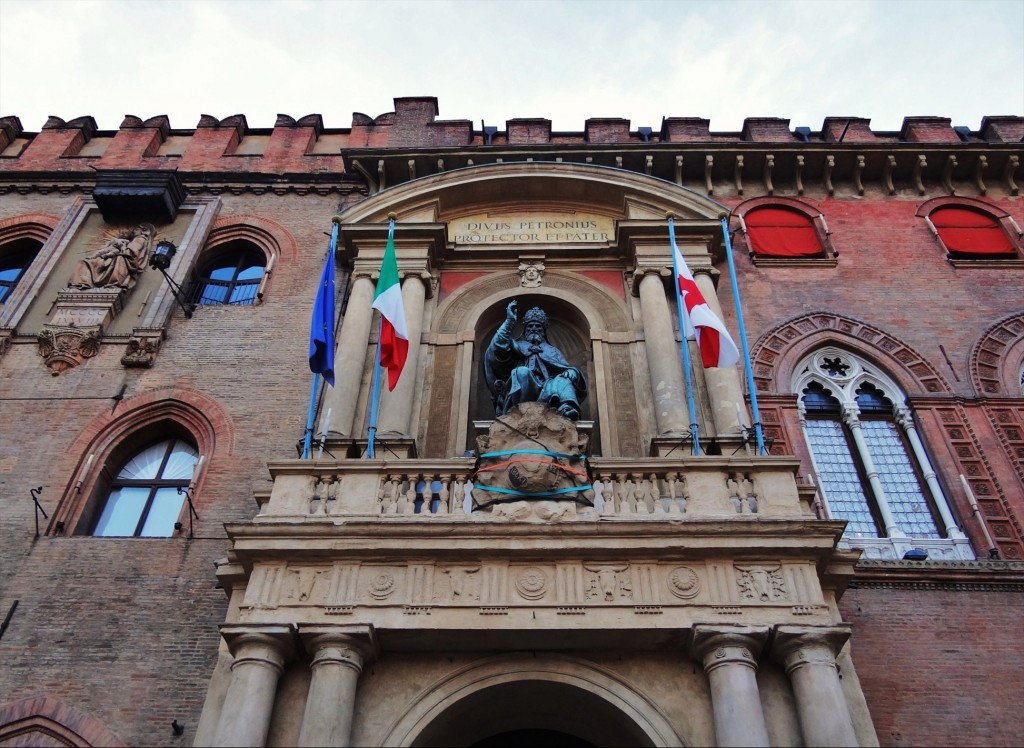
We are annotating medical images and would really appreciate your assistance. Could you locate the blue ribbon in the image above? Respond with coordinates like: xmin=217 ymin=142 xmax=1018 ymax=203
xmin=479 ymin=449 xmax=586 ymax=461
xmin=474 ymin=484 xmax=593 ymax=498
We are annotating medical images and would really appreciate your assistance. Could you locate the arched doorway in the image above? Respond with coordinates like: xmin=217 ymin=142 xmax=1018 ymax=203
xmin=411 ymin=680 xmax=655 ymax=747
xmin=380 ymin=655 xmax=681 ymax=747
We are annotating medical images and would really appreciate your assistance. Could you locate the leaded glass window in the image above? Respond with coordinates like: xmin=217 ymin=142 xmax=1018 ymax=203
xmin=92 ymin=438 xmax=199 ymax=537
xmin=194 ymin=242 xmax=265 ymax=306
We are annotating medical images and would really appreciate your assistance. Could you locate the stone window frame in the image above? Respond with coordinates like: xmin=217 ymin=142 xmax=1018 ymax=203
xmin=0 ymin=213 xmax=58 ymax=312
xmin=189 ymin=215 xmax=294 ymax=310
xmin=191 ymin=239 xmax=268 ymax=307
xmin=50 ymin=395 xmax=218 ymax=537
xmin=793 ymin=346 xmax=974 ymax=562
xmin=735 ymin=197 xmax=838 ymax=268
xmin=916 ymin=196 xmax=1024 ymax=268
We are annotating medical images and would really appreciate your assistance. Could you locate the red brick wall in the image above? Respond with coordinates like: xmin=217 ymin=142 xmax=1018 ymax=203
xmin=840 ymin=585 xmax=1024 ymax=747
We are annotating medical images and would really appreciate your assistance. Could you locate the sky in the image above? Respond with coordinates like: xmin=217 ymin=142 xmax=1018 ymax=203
xmin=1 ymin=0 xmax=1022 ymax=135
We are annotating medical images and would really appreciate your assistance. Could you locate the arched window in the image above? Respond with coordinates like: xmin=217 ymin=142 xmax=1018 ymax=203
xmin=744 ymin=207 xmax=825 ymax=258
xmin=929 ymin=206 xmax=1017 ymax=258
xmin=92 ymin=437 xmax=199 ymax=536
xmin=794 ymin=347 xmax=973 ymax=560
xmin=192 ymin=240 xmax=266 ymax=306
xmin=0 ymin=237 xmax=42 ymax=302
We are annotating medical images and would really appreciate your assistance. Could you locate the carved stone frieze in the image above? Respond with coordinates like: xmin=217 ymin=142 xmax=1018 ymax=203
xmin=37 ymin=324 xmax=103 ymax=374
xmin=584 ymin=564 xmax=631 ymax=601
xmin=667 ymin=566 xmax=701 ymax=599
xmin=233 ymin=559 xmax=829 ymax=617
xmin=736 ymin=563 xmax=787 ymax=602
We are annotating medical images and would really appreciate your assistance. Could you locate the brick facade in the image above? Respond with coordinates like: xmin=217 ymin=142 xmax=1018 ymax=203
xmin=1 ymin=97 xmax=1022 ymax=746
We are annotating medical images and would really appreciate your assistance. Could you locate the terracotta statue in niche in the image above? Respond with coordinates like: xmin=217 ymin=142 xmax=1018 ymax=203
xmin=68 ymin=223 xmax=154 ymax=292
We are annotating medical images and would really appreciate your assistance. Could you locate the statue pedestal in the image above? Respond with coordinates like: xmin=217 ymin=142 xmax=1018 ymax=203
xmin=50 ymin=289 xmax=125 ymax=328
xmin=37 ymin=289 xmax=125 ymax=375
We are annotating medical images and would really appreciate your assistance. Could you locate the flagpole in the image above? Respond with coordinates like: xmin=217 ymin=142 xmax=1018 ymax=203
xmin=719 ymin=213 xmax=767 ymax=455
xmin=366 ymin=216 xmax=397 ymax=459
xmin=302 ymin=220 xmax=340 ymax=459
xmin=301 ymin=374 xmax=321 ymax=459
xmin=367 ymin=318 xmax=383 ymax=459
xmin=668 ymin=216 xmax=702 ymax=455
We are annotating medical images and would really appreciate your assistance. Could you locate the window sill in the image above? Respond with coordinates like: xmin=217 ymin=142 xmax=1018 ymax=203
xmin=751 ymin=256 xmax=838 ymax=268
xmin=839 ymin=536 xmax=976 ymax=561
xmin=947 ymin=258 xmax=1024 ymax=269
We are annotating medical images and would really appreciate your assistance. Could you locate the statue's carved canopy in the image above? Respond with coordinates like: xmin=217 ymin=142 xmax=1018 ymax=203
xmin=92 ymin=169 xmax=187 ymax=223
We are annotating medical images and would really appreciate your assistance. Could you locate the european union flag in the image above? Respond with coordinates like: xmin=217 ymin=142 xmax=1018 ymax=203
xmin=308 ymin=235 xmax=336 ymax=386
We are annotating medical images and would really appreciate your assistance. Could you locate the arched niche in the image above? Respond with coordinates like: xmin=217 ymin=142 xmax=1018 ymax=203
xmin=425 ymin=270 xmax=637 ymax=458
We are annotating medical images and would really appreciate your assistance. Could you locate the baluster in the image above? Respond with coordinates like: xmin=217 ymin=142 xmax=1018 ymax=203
xmin=617 ymin=473 xmax=634 ymax=515
xmin=743 ymin=473 xmax=759 ymax=513
xmin=665 ymin=472 xmax=680 ymax=514
xmin=650 ymin=473 xmax=667 ymax=515
xmin=436 ymin=475 xmax=450 ymax=515
xmin=406 ymin=476 xmax=419 ymax=515
xmin=597 ymin=475 xmax=612 ymax=516
xmin=728 ymin=473 xmax=743 ymax=513
xmin=453 ymin=476 xmax=467 ymax=515
xmin=324 ymin=475 xmax=338 ymax=515
xmin=633 ymin=475 xmax=650 ymax=515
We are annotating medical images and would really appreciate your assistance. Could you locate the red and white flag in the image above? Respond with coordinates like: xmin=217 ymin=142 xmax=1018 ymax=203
xmin=672 ymin=242 xmax=740 ymax=368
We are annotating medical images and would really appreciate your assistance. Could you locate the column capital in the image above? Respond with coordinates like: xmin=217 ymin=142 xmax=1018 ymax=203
xmin=771 ymin=623 xmax=851 ymax=670
xmin=219 ymin=623 xmax=297 ymax=674
xmin=630 ymin=265 xmax=670 ymax=296
xmin=691 ymin=623 xmax=771 ymax=670
xmin=400 ymin=270 xmax=436 ymax=299
xmin=298 ymin=623 xmax=378 ymax=670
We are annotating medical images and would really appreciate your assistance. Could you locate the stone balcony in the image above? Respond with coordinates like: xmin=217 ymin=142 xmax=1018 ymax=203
xmin=253 ymin=454 xmax=819 ymax=523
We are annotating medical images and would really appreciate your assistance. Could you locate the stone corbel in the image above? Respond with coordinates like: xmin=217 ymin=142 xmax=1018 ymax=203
xmin=0 ymin=328 xmax=12 ymax=358
xmin=1003 ymin=154 xmax=1019 ymax=196
xmin=38 ymin=324 xmax=103 ymax=375
xmin=350 ymin=159 xmax=379 ymax=194
xmin=974 ymin=155 xmax=988 ymax=195
xmin=795 ymin=154 xmax=805 ymax=195
xmin=645 ymin=155 xmax=653 ymax=175
xmin=734 ymin=155 xmax=744 ymax=195
xmin=824 ymin=154 xmax=835 ymax=195
xmin=762 ymin=154 xmax=774 ymax=195
xmin=121 ymin=327 xmax=167 ymax=368
xmin=942 ymin=154 xmax=958 ymax=196
xmin=883 ymin=154 xmax=897 ymax=196
xmin=853 ymin=155 xmax=865 ymax=196
xmin=674 ymin=155 xmax=684 ymax=185
xmin=705 ymin=155 xmax=714 ymax=195
xmin=914 ymin=154 xmax=927 ymax=196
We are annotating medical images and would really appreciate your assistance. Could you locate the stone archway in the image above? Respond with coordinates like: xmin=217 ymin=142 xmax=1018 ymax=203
xmin=380 ymin=655 xmax=682 ymax=748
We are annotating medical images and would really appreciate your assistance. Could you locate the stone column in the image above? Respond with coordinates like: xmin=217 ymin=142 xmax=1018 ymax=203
xmin=842 ymin=405 xmax=902 ymax=537
xmin=297 ymin=625 xmax=377 ymax=747
xmin=773 ymin=625 xmax=859 ymax=747
xmin=895 ymin=405 xmax=966 ymax=539
xmin=212 ymin=624 xmax=294 ymax=748
xmin=692 ymin=268 xmax=746 ymax=438
xmin=378 ymin=272 xmax=430 ymax=436
xmin=635 ymin=267 xmax=690 ymax=434
xmin=691 ymin=624 xmax=771 ymax=747
xmin=323 ymin=271 xmax=375 ymax=437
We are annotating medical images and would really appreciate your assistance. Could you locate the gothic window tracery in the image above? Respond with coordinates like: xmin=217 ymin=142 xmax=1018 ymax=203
xmin=794 ymin=348 xmax=949 ymax=546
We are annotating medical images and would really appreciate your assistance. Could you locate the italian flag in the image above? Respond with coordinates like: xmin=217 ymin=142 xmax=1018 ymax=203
xmin=371 ymin=220 xmax=408 ymax=390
